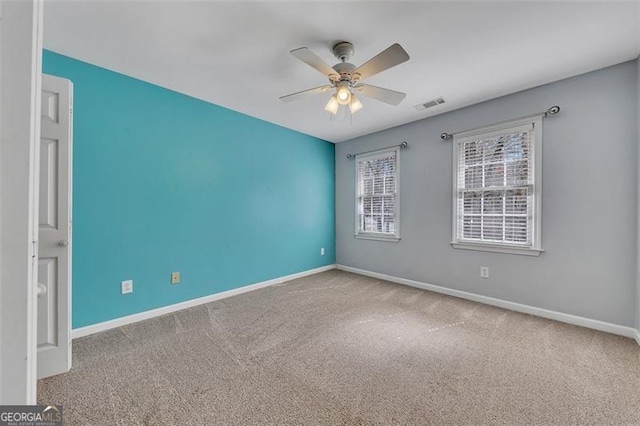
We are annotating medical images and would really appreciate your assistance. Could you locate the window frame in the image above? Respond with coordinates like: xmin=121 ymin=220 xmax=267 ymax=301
xmin=451 ymin=116 xmax=543 ymax=256
xmin=354 ymin=147 xmax=401 ymax=242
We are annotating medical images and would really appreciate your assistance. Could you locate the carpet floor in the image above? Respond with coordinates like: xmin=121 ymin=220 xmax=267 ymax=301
xmin=38 ymin=270 xmax=640 ymax=425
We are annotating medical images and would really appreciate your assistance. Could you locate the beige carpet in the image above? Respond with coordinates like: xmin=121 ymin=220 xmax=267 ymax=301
xmin=38 ymin=270 xmax=640 ymax=425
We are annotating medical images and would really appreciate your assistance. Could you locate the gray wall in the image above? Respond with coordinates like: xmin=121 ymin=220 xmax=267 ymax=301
xmin=336 ymin=61 xmax=638 ymax=327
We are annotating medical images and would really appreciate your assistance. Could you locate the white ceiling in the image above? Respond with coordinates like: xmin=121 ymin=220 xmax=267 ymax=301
xmin=43 ymin=1 xmax=640 ymax=143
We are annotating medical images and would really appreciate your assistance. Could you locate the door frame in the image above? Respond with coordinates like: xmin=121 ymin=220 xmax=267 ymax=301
xmin=0 ymin=0 xmax=43 ymax=404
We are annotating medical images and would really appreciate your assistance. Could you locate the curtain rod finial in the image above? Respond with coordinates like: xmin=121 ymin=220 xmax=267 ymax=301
xmin=546 ymin=105 xmax=560 ymax=116
xmin=441 ymin=132 xmax=451 ymax=140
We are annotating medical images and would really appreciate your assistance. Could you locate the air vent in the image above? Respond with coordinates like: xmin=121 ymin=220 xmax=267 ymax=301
xmin=415 ymin=97 xmax=445 ymax=111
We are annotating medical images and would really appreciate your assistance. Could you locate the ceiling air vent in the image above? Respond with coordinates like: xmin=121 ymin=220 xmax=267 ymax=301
xmin=415 ymin=97 xmax=445 ymax=111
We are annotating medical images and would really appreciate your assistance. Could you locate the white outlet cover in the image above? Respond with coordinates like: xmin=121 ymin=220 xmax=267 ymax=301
xmin=121 ymin=279 xmax=133 ymax=294
xmin=480 ymin=267 xmax=489 ymax=279
xmin=320 ymin=247 xmax=325 ymax=256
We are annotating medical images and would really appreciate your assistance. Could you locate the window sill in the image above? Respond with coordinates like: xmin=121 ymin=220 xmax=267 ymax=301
xmin=355 ymin=234 xmax=401 ymax=243
xmin=450 ymin=242 xmax=543 ymax=256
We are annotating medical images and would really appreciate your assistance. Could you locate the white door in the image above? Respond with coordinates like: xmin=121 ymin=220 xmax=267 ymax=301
xmin=37 ymin=74 xmax=73 ymax=379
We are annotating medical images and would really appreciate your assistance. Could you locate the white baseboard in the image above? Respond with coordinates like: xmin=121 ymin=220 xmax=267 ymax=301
xmin=337 ymin=264 xmax=640 ymax=344
xmin=72 ymin=264 xmax=336 ymax=339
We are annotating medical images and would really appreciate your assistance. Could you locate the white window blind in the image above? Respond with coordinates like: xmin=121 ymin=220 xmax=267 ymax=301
xmin=452 ymin=118 xmax=542 ymax=255
xmin=356 ymin=149 xmax=399 ymax=240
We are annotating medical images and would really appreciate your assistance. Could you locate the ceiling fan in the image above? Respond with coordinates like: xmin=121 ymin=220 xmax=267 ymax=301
xmin=279 ymin=41 xmax=410 ymax=116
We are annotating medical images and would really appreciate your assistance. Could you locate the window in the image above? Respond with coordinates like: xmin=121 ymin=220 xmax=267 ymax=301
xmin=452 ymin=117 xmax=542 ymax=256
xmin=355 ymin=148 xmax=400 ymax=241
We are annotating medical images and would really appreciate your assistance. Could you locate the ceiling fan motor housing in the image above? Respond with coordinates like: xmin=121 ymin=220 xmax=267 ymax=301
xmin=332 ymin=62 xmax=357 ymax=84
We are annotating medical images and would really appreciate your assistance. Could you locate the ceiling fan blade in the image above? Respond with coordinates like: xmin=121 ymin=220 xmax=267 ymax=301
xmin=352 ymin=43 xmax=409 ymax=81
xmin=354 ymin=84 xmax=406 ymax=106
xmin=279 ymin=85 xmax=333 ymax=103
xmin=290 ymin=47 xmax=339 ymax=78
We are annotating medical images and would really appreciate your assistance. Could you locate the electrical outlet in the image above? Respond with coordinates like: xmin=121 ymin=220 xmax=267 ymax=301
xmin=121 ymin=279 xmax=133 ymax=294
xmin=171 ymin=272 xmax=180 ymax=285
xmin=480 ymin=266 xmax=489 ymax=279
xmin=320 ymin=247 xmax=325 ymax=256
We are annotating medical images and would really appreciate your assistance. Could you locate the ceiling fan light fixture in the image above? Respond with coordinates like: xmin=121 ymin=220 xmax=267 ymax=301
xmin=349 ymin=94 xmax=363 ymax=114
xmin=324 ymin=95 xmax=340 ymax=115
xmin=336 ymin=82 xmax=352 ymax=105
xmin=281 ymin=42 xmax=409 ymax=117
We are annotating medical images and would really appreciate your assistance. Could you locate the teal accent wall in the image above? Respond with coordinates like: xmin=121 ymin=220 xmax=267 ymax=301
xmin=43 ymin=51 xmax=335 ymax=329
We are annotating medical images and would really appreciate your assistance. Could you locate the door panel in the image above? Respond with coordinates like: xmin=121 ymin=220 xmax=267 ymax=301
xmin=41 ymin=90 xmax=59 ymax=123
xmin=37 ymin=258 xmax=58 ymax=348
xmin=37 ymin=74 xmax=72 ymax=379
xmin=39 ymin=138 xmax=59 ymax=229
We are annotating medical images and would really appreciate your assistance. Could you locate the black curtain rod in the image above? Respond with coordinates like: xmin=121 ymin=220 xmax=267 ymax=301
xmin=440 ymin=105 xmax=560 ymax=141
xmin=346 ymin=141 xmax=408 ymax=159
